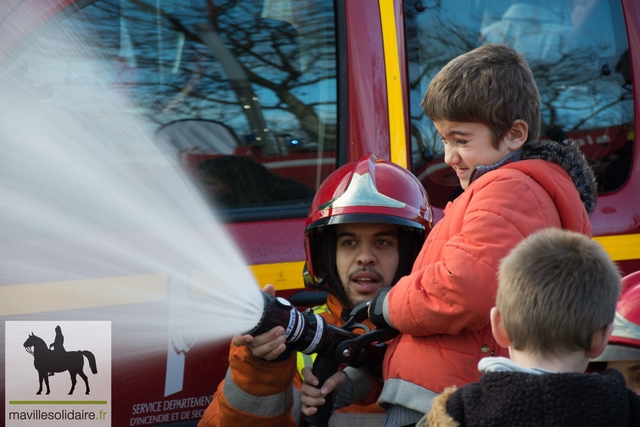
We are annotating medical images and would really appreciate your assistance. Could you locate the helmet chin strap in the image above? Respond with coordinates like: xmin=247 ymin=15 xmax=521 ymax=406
xmin=391 ymin=227 xmax=424 ymax=285
xmin=320 ymin=227 xmax=352 ymax=309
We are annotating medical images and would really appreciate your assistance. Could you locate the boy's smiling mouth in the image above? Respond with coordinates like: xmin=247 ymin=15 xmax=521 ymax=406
xmin=454 ymin=166 xmax=470 ymax=176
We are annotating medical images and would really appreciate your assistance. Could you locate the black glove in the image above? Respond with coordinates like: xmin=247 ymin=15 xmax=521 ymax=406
xmin=369 ymin=286 xmax=393 ymax=329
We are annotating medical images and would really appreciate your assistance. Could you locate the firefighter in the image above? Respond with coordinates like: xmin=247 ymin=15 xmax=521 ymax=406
xmin=198 ymin=154 xmax=432 ymax=427
xmin=592 ymin=272 xmax=640 ymax=395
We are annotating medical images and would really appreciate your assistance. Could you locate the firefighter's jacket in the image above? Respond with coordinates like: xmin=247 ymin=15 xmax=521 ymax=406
xmin=198 ymin=293 xmax=385 ymax=427
xmin=378 ymin=145 xmax=596 ymax=415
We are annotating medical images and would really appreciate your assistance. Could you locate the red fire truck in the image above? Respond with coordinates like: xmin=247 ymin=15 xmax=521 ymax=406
xmin=1 ymin=0 xmax=639 ymax=426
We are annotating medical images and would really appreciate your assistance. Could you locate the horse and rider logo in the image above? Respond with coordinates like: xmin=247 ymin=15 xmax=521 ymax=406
xmin=23 ymin=325 xmax=98 ymax=395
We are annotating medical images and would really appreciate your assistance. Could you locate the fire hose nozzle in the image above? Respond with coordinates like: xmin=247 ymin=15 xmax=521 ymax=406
xmin=246 ymin=291 xmax=399 ymax=427
xmin=246 ymin=291 xmax=357 ymax=356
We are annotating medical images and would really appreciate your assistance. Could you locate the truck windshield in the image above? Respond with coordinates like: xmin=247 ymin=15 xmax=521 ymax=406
xmin=5 ymin=0 xmax=338 ymax=215
xmin=405 ymin=0 xmax=633 ymax=205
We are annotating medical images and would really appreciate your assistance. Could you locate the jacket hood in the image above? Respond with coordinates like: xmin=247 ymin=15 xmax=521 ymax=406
xmin=521 ymin=138 xmax=597 ymax=214
xmin=501 ymin=159 xmax=591 ymax=233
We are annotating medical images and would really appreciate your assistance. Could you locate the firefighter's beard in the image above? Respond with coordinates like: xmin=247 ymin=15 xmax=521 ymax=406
xmin=343 ymin=268 xmax=387 ymax=308
xmin=0 ymin=30 xmax=265 ymax=359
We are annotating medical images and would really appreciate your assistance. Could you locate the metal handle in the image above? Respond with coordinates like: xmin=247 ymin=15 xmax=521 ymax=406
xmin=304 ymin=354 xmax=341 ymax=427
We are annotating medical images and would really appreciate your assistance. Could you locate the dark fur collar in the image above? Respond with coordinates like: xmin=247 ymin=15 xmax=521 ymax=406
xmin=522 ymin=139 xmax=597 ymax=214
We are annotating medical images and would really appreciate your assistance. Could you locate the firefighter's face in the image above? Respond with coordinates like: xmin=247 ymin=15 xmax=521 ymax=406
xmin=335 ymin=223 xmax=400 ymax=308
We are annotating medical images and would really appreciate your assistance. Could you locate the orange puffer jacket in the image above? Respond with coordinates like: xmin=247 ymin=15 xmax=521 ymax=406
xmin=198 ymin=294 xmax=384 ymax=427
xmin=378 ymin=159 xmax=593 ymax=414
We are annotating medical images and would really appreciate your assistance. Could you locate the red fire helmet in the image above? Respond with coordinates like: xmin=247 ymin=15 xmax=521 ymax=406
xmin=594 ymin=271 xmax=640 ymax=362
xmin=303 ymin=154 xmax=432 ymax=308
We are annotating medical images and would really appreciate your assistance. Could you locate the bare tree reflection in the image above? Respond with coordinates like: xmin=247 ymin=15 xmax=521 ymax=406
xmin=61 ymin=0 xmax=337 ymax=154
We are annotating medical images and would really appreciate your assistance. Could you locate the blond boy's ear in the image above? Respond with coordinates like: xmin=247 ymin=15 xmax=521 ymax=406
xmin=490 ymin=307 xmax=511 ymax=349
xmin=587 ymin=322 xmax=615 ymax=359
xmin=505 ymin=119 xmax=528 ymax=151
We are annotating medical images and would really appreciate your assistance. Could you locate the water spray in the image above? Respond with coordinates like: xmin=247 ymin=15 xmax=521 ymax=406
xmin=247 ymin=292 xmax=399 ymax=427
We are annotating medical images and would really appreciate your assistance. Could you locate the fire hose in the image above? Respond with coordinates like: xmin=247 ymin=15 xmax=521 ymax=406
xmin=247 ymin=292 xmax=398 ymax=427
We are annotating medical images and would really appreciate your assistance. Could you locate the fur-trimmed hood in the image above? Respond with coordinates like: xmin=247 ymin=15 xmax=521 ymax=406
xmin=521 ymin=139 xmax=597 ymax=214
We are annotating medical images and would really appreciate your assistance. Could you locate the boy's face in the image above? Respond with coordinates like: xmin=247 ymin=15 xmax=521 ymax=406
xmin=434 ymin=120 xmax=517 ymax=189
xmin=335 ymin=223 xmax=400 ymax=308
xmin=607 ymin=360 xmax=640 ymax=395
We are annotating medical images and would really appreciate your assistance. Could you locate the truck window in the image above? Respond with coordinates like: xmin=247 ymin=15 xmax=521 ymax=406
xmin=405 ymin=0 xmax=633 ymax=205
xmin=6 ymin=0 xmax=337 ymax=219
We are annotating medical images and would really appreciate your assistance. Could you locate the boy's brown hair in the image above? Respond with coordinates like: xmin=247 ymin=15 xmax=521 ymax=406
xmin=497 ymin=228 xmax=620 ymax=356
xmin=421 ymin=43 xmax=540 ymax=148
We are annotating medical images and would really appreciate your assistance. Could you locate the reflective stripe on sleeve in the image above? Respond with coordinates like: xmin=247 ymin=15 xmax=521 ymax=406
xmin=292 ymin=387 xmax=303 ymax=427
xmin=222 ymin=367 xmax=293 ymax=417
xmin=328 ymin=413 xmax=386 ymax=427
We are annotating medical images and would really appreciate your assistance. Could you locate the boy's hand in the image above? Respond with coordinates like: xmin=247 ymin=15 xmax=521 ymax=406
xmin=231 ymin=284 xmax=287 ymax=361
xmin=299 ymin=366 xmax=346 ymax=415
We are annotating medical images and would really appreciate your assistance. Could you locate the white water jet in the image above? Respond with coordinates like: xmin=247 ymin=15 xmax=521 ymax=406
xmin=0 ymin=21 xmax=265 ymax=357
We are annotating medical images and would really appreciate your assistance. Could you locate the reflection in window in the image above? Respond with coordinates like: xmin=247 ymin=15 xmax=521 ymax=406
xmin=405 ymin=0 xmax=633 ymax=205
xmin=9 ymin=0 xmax=337 ymax=214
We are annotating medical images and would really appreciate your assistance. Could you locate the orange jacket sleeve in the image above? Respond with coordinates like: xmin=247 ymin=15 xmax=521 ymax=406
xmin=198 ymin=342 xmax=298 ymax=427
xmin=387 ymin=175 xmax=567 ymax=336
